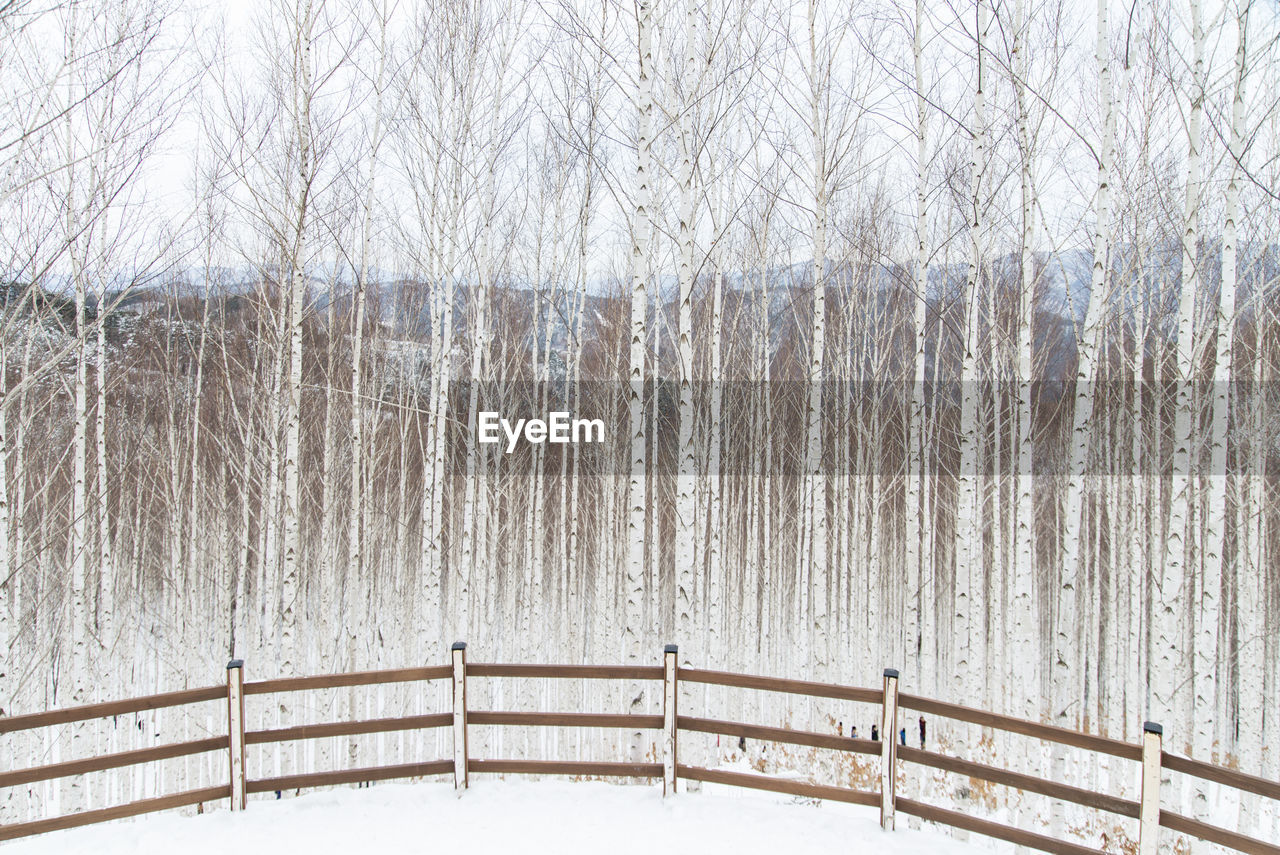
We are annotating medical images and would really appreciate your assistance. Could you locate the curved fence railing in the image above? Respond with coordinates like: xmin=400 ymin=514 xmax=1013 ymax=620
xmin=1 ymin=644 xmax=1277 ymax=855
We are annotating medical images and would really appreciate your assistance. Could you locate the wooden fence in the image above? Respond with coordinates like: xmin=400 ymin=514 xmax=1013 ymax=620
xmin=2 ymin=643 xmax=1277 ymax=855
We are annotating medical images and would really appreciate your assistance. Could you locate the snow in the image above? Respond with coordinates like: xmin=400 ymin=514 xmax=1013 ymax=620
xmin=2 ymin=778 xmax=989 ymax=855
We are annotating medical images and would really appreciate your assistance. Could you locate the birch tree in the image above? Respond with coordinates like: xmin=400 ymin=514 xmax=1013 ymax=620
xmin=904 ymin=0 xmax=932 ymax=695
xmin=626 ymin=0 xmax=654 ymax=761
xmin=1156 ymin=0 xmax=1205 ymax=744
xmin=674 ymin=0 xmax=700 ymax=660
xmin=952 ymin=0 xmax=990 ymax=723
xmin=1058 ymin=0 xmax=1114 ymax=742
xmin=345 ymin=0 xmax=397 ymax=662
xmin=777 ymin=0 xmax=872 ymax=681
xmin=1008 ymin=0 xmax=1039 ymax=726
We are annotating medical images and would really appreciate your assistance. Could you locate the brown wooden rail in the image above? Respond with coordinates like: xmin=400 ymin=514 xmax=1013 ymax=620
xmin=897 ymin=745 xmax=1141 ymax=818
xmin=469 ymin=759 xmax=663 ymax=778
xmin=245 ymin=713 xmax=452 ymax=745
xmin=469 ymin=711 xmax=663 ymax=730
xmin=2 ymin=649 xmax=1277 ymax=855
xmin=243 ymin=665 xmax=451 ymax=695
xmin=1162 ymin=751 xmax=1280 ymax=803
xmin=681 ymin=667 xmax=882 ymax=704
xmin=0 ymin=685 xmax=224 ymax=734
xmin=1159 ymin=809 xmax=1280 ymax=855
xmin=678 ymin=715 xmax=882 ymax=756
xmin=0 ymin=736 xmax=228 ymax=788
xmin=897 ymin=797 xmax=1106 ymax=855
xmin=246 ymin=760 xmax=456 ymax=794
xmin=0 ymin=786 xmax=230 ymax=842
xmin=898 ymin=692 xmax=1143 ymax=761
xmin=468 ymin=663 xmax=664 ymax=680
xmin=677 ymin=765 xmax=879 ymax=807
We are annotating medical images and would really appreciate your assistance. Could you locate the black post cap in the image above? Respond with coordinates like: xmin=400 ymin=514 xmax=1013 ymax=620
xmin=663 ymin=644 xmax=678 ymax=654
xmin=1143 ymin=721 xmax=1163 ymax=735
xmin=451 ymin=641 xmax=467 ymax=651
xmin=883 ymin=668 xmax=900 ymax=679
xmin=227 ymin=659 xmax=244 ymax=670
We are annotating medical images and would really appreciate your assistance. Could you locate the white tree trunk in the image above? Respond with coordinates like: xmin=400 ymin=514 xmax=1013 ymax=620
xmin=1238 ymin=336 xmax=1265 ymax=834
xmin=953 ymin=0 xmax=988 ymax=736
xmin=705 ymin=172 xmax=726 ymax=670
xmin=65 ymin=10 xmax=90 ymax=808
xmin=905 ymin=0 xmax=930 ymax=686
xmin=1010 ymin=0 xmax=1038 ymax=728
xmin=94 ymin=264 xmax=112 ymax=660
xmin=1156 ymin=0 xmax=1203 ymax=748
xmin=280 ymin=0 xmax=317 ymax=686
xmin=423 ymin=196 xmax=456 ymax=647
xmin=1198 ymin=0 xmax=1245 ymax=814
xmin=626 ymin=0 xmax=654 ymax=762
xmin=803 ymin=0 xmax=829 ymax=680
xmin=0 ymin=346 xmax=10 ymax=718
xmin=1056 ymin=12 xmax=1113 ymax=831
xmin=459 ymin=276 xmax=488 ymax=640
xmin=675 ymin=0 xmax=699 ymax=661
xmin=349 ymin=0 xmax=391 ymax=653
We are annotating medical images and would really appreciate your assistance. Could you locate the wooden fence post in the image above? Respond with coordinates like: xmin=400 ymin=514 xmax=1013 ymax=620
xmin=452 ymin=642 xmax=468 ymax=793
xmin=226 ymin=659 xmax=246 ymax=811
xmin=662 ymin=644 xmax=678 ymax=796
xmin=880 ymin=668 xmax=899 ymax=831
xmin=1138 ymin=721 xmax=1162 ymax=855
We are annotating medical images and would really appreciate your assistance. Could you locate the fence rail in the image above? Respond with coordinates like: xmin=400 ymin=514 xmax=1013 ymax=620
xmin=245 ymin=713 xmax=453 ymax=745
xmin=896 ymin=797 xmax=1106 ymax=855
xmin=896 ymin=745 xmax=1142 ymax=819
xmin=242 ymin=665 xmax=452 ymax=695
xmin=1 ymin=645 xmax=1277 ymax=855
xmin=680 ymin=667 xmax=882 ymax=704
xmin=0 ymin=686 xmax=224 ymax=734
xmin=897 ymin=693 xmax=1143 ymax=761
xmin=676 ymin=715 xmax=882 ymax=755
xmin=244 ymin=760 xmax=456 ymax=795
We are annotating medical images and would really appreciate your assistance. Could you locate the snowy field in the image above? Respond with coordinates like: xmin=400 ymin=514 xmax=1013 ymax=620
xmin=2 ymin=779 xmax=991 ymax=855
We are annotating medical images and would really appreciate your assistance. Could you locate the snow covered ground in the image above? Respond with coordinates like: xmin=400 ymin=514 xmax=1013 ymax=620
xmin=2 ymin=778 xmax=992 ymax=855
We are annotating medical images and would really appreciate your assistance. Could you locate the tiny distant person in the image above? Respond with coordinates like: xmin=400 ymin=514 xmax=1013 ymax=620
xmin=919 ymin=716 xmax=927 ymax=748
xmin=870 ymin=724 xmax=879 ymax=741
xmin=899 ymin=727 xmax=906 ymax=746
xmin=738 ymin=735 xmax=747 ymax=752
xmin=851 ymin=725 xmax=859 ymax=739
xmin=839 ymin=720 xmax=844 ymax=736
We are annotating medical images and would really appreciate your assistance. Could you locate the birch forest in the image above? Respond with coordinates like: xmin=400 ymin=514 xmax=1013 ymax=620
xmin=2 ymin=0 xmax=1279 ymax=847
